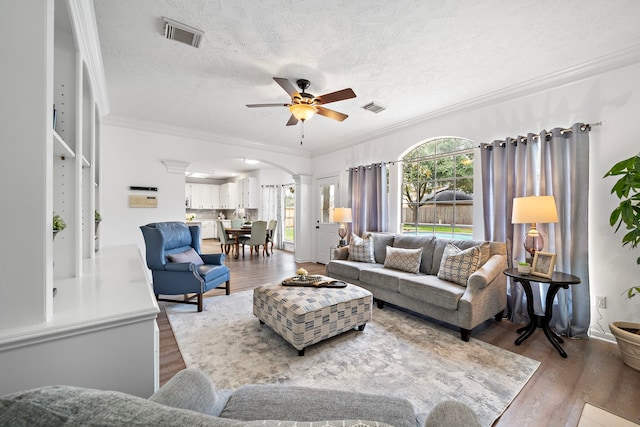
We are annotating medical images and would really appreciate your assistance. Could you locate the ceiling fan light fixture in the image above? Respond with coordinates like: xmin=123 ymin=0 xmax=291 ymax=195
xmin=289 ymin=103 xmax=317 ymax=121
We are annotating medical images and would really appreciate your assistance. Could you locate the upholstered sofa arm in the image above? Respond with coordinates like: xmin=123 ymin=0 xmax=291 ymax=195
xmin=164 ymin=262 xmax=197 ymax=272
xmin=467 ymin=254 xmax=506 ymax=290
xmin=333 ymin=246 xmax=349 ymax=260
xmin=149 ymin=368 xmax=229 ymax=416
xmin=419 ymin=400 xmax=482 ymax=427
xmin=201 ymin=253 xmax=226 ymax=265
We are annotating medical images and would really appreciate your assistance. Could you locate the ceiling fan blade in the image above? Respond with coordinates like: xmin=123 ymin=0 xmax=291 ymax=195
xmin=286 ymin=114 xmax=299 ymax=126
xmin=246 ymin=103 xmax=290 ymax=108
xmin=316 ymin=106 xmax=348 ymax=122
xmin=316 ymin=88 xmax=356 ymax=105
xmin=273 ymin=77 xmax=299 ymax=97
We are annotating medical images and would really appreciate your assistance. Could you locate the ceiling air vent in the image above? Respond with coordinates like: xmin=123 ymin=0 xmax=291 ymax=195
xmin=361 ymin=102 xmax=386 ymax=114
xmin=163 ymin=17 xmax=204 ymax=48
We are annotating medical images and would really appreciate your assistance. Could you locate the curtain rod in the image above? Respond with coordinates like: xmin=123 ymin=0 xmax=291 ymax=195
xmin=347 ymin=161 xmax=399 ymax=172
xmin=481 ymin=121 xmax=602 ymax=149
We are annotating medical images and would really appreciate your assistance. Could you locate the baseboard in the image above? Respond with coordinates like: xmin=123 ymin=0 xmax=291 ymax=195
xmin=589 ymin=327 xmax=616 ymax=344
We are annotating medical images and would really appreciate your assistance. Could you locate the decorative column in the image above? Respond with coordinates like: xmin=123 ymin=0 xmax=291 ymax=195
xmin=292 ymin=174 xmax=314 ymax=263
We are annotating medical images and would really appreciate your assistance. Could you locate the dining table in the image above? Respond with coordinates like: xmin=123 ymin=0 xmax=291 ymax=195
xmin=225 ymin=226 xmax=252 ymax=259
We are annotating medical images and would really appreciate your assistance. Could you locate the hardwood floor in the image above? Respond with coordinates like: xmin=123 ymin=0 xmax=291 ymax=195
xmin=159 ymin=240 xmax=640 ymax=427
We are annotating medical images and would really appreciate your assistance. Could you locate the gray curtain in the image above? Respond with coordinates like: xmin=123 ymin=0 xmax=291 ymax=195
xmin=260 ymin=185 xmax=284 ymax=250
xmin=349 ymin=163 xmax=388 ymax=236
xmin=481 ymin=123 xmax=590 ymax=338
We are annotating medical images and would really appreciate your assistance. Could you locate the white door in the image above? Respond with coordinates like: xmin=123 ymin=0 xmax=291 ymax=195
xmin=315 ymin=176 xmax=341 ymax=264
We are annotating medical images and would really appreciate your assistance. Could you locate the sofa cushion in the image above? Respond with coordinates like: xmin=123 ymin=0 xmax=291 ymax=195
xmin=398 ymin=275 xmax=466 ymax=310
xmin=327 ymin=260 xmax=384 ymax=281
xmin=220 ymin=384 xmax=416 ymax=427
xmin=369 ymin=232 xmax=396 ymax=264
xmin=359 ymin=266 xmax=415 ymax=293
xmin=437 ymin=243 xmax=481 ymax=287
xmin=384 ymin=246 xmax=423 ymax=274
xmin=348 ymin=233 xmax=375 ymax=263
xmin=167 ymin=248 xmax=204 ymax=265
xmin=392 ymin=235 xmax=437 ymax=274
xmin=197 ymin=264 xmax=229 ymax=282
xmin=0 ymin=385 xmax=251 ymax=427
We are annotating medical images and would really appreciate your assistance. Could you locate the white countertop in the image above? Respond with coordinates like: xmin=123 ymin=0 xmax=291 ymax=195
xmin=0 ymin=245 xmax=160 ymax=351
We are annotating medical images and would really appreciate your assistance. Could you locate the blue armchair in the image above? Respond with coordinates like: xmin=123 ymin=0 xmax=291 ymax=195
xmin=140 ymin=221 xmax=230 ymax=312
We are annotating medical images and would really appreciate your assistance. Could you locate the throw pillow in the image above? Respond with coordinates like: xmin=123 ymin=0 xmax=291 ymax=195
xmin=383 ymin=246 xmax=423 ymax=274
xmin=166 ymin=248 xmax=204 ymax=265
xmin=437 ymin=243 xmax=481 ymax=286
xmin=348 ymin=233 xmax=375 ymax=263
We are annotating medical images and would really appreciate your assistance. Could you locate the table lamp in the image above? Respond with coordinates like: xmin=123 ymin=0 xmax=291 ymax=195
xmin=333 ymin=208 xmax=353 ymax=247
xmin=512 ymin=195 xmax=558 ymax=262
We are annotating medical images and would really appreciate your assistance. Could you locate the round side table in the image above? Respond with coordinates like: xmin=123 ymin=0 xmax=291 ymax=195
xmin=503 ymin=268 xmax=581 ymax=358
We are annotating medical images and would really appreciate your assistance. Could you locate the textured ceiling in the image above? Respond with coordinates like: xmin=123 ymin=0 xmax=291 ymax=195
xmin=92 ymin=0 xmax=640 ymax=177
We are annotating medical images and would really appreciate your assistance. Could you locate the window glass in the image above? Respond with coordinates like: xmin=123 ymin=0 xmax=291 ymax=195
xmin=284 ymin=185 xmax=295 ymax=242
xmin=319 ymin=183 xmax=336 ymax=223
xmin=402 ymin=138 xmax=474 ymax=240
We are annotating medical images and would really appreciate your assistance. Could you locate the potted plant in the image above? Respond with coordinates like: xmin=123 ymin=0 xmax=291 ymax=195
xmin=604 ymin=152 xmax=640 ymax=371
xmin=53 ymin=214 xmax=66 ymax=241
xmin=95 ymin=210 xmax=102 ymax=252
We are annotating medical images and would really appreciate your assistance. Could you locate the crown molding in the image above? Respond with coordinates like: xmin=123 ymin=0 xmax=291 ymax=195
xmin=313 ymin=45 xmax=640 ymax=157
xmin=161 ymin=160 xmax=190 ymax=175
xmin=102 ymin=114 xmax=312 ymax=159
xmin=66 ymin=0 xmax=110 ymax=115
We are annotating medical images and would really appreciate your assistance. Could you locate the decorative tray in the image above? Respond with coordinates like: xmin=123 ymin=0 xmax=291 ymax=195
xmin=282 ymin=275 xmax=347 ymax=288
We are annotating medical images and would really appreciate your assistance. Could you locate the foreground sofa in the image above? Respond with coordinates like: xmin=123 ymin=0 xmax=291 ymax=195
xmin=326 ymin=233 xmax=507 ymax=341
xmin=0 ymin=368 xmax=481 ymax=427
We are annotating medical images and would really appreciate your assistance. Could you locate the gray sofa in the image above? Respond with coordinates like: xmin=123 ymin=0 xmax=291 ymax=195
xmin=326 ymin=233 xmax=507 ymax=341
xmin=0 ymin=368 xmax=481 ymax=427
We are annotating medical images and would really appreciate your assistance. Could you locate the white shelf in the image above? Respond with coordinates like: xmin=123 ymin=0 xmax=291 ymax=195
xmin=53 ymin=130 xmax=75 ymax=158
xmin=0 ymin=245 xmax=159 ymax=350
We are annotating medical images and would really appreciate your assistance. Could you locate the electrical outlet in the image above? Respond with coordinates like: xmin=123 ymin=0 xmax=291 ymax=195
xmin=596 ymin=296 xmax=606 ymax=309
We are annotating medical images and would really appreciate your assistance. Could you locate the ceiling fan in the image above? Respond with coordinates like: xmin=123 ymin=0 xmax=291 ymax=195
xmin=246 ymin=77 xmax=356 ymax=126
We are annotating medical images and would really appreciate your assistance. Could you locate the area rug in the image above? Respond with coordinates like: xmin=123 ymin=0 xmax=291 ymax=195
xmin=166 ymin=290 xmax=540 ymax=426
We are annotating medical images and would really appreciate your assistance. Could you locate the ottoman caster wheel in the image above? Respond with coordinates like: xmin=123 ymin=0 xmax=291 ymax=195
xmin=357 ymin=324 xmax=367 ymax=331
xmin=298 ymin=348 xmax=305 ymax=356
xmin=259 ymin=320 xmax=265 ymax=325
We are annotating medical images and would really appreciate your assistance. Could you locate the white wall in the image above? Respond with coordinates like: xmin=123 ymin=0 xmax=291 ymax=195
xmin=312 ymin=63 xmax=640 ymax=338
xmin=101 ymin=124 xmax=311 ymax=252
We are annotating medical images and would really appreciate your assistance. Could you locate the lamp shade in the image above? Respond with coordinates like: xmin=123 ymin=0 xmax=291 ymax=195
xmin=289 ymin=103 xmax=316 ymax=121
xmin=512 ymin=196 xmax=559 ymax=224
xmin=333 ymin=208 xmax=353 ymax=223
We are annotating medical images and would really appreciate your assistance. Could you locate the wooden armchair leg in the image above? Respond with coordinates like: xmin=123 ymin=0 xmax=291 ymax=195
xmin=197 ymin=294 xmax=203 ymax=312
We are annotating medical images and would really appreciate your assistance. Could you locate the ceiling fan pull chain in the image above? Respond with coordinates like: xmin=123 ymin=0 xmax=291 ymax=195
xmin=300 ymin=121 xmax=305 ymax=145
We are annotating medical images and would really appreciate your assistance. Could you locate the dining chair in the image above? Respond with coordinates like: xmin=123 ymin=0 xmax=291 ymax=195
xmin=265 ymin=219 xmax=278 ymax=256
xmin=240 ymin=220 xmax=268 ymax=257
xmin=216 ymin=220 xmax=235 ymax=255
xmin=231 ymin=219 xmax=243 ymax=228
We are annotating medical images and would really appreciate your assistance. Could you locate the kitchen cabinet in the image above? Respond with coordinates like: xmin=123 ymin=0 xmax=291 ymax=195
xmin=238 ymin=177 xmax=259 ymax=209
xmin=201 ymin=220 xmax=217 ymax=239
xmin=219 ymin=182 xmax=237 ymax=209
xmin=186 ymin=183 xmax=219 ymax=209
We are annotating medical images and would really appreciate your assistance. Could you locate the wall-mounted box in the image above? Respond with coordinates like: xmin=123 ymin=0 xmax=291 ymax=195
xmin=129 ymin=195 xmax=157 ymax=208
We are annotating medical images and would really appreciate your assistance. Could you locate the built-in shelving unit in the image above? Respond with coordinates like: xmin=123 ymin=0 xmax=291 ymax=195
xmin=0 ymin=0 xmax=159 ymax=399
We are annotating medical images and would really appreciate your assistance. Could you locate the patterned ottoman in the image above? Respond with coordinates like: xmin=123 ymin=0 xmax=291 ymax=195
xmin=253 ymin=281 xmax=372 ymax=356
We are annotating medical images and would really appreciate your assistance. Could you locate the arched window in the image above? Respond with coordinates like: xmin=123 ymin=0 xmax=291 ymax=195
xmin=402 ymin=137 xmax=474 ymax=239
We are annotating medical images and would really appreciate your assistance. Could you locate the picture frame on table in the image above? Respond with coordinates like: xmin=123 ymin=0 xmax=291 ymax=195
xmin=531 ymin=251 xmax=556 ymax=279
